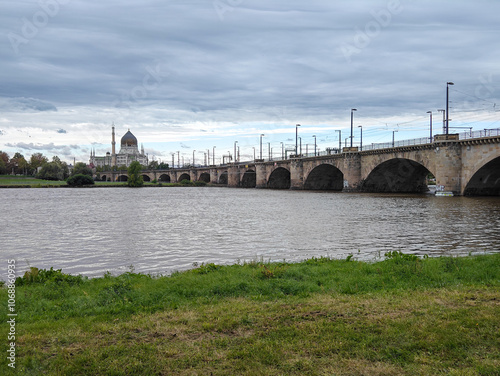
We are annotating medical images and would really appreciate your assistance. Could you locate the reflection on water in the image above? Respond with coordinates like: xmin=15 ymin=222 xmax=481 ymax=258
xmin=1 ymin=187 xmax=499 ymax=277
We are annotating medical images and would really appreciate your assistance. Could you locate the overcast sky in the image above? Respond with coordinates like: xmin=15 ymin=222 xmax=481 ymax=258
xmin=1 ymin=0 xmax=499 ymax=164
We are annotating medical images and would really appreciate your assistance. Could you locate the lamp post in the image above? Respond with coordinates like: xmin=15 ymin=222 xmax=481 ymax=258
xmin=295 ymin=124 xmax=300 ymax=155
xmin=171 ymin=153 xmax=175 ymax=169
xmin=253 ymin=147 xmax=256 ymax=161
xmin=268 ymin=142 xmax=271 ymax=160
xmin=192 ymin=150 xmax=195 ymax=166
xmin=213 ymin=146 xmax=216 ymax=165
xmin=299 ymin=137 xmax=302 ymax=156
xmin=350 ymin=108 xmax=357 ymax=147
xmin=234 ymin=141 xmax=238 ymax=163
xmin=392 ymin=130 xmax=398 ymax=147
xmin=260 ymin=134 xmax=264 ymax=160
xmin=336 ymin=130 xmax=341 ymax=153
xmin=207 ymin=149 xmax=210 ymax=165
xmin=280 ymin=142 xmax=284 ymax=160
xmin=437 ymin=109 xmax=445 ymax=134
xmin=426 ymin=111 xmax=433 ymax=142
xmin=313 ymin=135 xmax=317 ymax=156
xmin=177 ymin=151 xmax=180 ymax=168
xmin=446 ymin=82 xmax=454 ymax=134
xmin=358 ymin=125 xmax=363 ymax=151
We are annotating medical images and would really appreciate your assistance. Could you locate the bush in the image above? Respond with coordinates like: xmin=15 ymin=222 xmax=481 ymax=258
xmin=194 ymin=181 xmax=207 ymax=186
xmin=67 ymin=174 xmax=95 ymax=186
xmin=15 ymin=267 xmax=84 ymax=286
xmin=180 ymin=179 xmax=194 ymax=185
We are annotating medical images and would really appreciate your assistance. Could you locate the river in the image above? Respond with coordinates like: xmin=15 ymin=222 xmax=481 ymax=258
xmin=1 ymin=187 xmax=499 ymax=278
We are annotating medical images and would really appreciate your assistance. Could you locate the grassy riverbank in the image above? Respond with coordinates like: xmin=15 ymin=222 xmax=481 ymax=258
xmin=0 ymin=175 xmax=208 ymax=188
xmin=1 ymin=253 xmax=499 ymax=375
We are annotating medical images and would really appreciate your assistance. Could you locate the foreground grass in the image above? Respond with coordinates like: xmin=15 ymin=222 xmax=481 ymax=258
xmin=1 ymin=253 xmax=499 ymax=375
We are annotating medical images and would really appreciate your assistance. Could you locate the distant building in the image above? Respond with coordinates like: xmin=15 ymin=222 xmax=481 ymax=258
xmin=89 ymin=125 xmax=148 ymax=168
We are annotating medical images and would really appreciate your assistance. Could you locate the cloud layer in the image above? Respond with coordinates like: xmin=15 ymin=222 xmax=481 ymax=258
xmin=1 ymin=0 xmax=499 ymax=162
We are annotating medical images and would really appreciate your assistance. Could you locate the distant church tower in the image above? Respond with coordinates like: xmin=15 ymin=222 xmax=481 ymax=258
xmin=111 ymin=123 xmax=117 ymax=166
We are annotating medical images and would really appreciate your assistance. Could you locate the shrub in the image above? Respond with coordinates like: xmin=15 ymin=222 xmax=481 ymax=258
xmin=194 ymin=181 xmax=207 ymax=186
xmin=67 ymin=174 xmax=95 ymax=186
xmin=15 ymin=267 xmax=84 ymax=286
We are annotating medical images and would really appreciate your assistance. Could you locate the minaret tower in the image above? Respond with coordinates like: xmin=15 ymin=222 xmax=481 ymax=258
xmin=111 ymin=123 xmax=117 ymax=166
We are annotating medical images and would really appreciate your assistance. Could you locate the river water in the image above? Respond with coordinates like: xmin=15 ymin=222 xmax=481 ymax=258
xmin=1 ymin=187 xmax=499 ymax=278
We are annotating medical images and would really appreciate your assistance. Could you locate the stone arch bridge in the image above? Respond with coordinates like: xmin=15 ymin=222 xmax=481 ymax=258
xmin=100 ymin=134 xmax=500 ymax=196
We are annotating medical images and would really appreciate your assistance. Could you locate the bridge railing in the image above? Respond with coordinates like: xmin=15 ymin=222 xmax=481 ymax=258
xmin=459 ymin=128 xmax=500 ymax=140
xmin=362 ymin=137 xmax=432 ymax=151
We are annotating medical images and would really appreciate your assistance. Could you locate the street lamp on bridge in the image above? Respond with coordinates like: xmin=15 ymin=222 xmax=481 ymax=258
xmin=392 ymin=130 xmax=398 ymax=147
xmin=336 ymin=130 xmax=341 ymax=153
xmin=426 ymin=111 xmax=433 ymax=142
xmin=358 ymin=125 xmax=363 ymax=151
xmin=295 ymin=124 xmax=300 ymax=156
xmin=350 ymin=108 xmax=357 ymax=147
xmin=260 ymin=134 xmax=265 ymax=160
xmin=446 ymin=82 xmax=454 ymax=135
xmin=313 ymin=135 xmax=317 ymax=156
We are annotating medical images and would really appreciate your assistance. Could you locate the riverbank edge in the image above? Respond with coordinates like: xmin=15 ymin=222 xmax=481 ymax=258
xmin=0 ymin=183 xmax=221 ymax=188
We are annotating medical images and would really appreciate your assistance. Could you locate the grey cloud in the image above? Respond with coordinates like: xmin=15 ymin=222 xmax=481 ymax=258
xmin=0 ymin=98 xmax=57 ymax=112
xmin=0 ymin=0 xmax=498 ymax=149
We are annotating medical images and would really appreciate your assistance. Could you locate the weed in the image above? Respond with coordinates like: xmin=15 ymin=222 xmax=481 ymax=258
xmin=15 ymin=267 xmax=84 ymax=286
xmin=192 ymin=263 xmax=222 ymax=274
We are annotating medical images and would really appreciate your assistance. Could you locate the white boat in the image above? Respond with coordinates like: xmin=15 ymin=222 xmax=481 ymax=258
xmin=435 ymin=191 xmax=454 ymax=197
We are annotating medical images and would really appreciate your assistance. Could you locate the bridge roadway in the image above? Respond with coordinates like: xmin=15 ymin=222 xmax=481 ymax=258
xmin=101 ymin=133 xmax=500 ymax=196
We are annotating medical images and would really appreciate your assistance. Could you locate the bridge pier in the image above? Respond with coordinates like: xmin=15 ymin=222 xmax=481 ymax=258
xmin=255 ymin=163 xmax=267 ymax=188
xmin=227 ymin=165 xmax=240 ymax=187
xmin=342 ymin=153 xmax=362 ymax=192
xmin=290 ymin=159 xmax=304 ymax=189
xmin=434 ymin=143 xmax=462 ymax=194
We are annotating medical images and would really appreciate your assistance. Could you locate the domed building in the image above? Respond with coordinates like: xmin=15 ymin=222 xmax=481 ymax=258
xmin=89 ymin=125 xmax=148 ymax=168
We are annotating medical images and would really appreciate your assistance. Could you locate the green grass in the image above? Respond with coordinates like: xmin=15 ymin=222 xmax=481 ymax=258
xmin=0 ymin=175 xmax=207 ymax=187
xmin=0 ymin=175 xmax=67 ymax=186
xmin=1 ymin=254 xmax=499 ymax=375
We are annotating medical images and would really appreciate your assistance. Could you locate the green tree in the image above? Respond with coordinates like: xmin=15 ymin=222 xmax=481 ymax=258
xmin=51 ymin=156 xmax=69 ymax=179
xmin=127 ymin=161 xmax=144 ymax=187
xmin=8 ymin=152 xmax=26 ymax=175
xmin=67 ymin=174 xmax=95 ymax=186
xmin=148 ymin=160 xmax=159 ymax=170
xmin=0 ymin=151 xmax=10 ymax=174
xmin=36 ymin=162 xmax=65 ymax=181
xmin=29 ymin=153 xmax=48 ymax=174
xmin=158 ymin=162 xmax=169 ymax=169
xmin=72 ymin=162 xmax=93 ymax=177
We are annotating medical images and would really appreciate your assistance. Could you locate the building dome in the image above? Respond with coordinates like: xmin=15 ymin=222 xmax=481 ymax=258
xmin=121 ymin=130 xmax=137 ymax=147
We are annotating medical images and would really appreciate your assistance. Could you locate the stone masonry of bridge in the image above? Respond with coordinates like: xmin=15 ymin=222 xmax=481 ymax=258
xmin=100 ymin=134 xmax=500 ymax=196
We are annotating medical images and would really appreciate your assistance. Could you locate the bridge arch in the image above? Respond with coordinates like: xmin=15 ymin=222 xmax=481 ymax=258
xmin=159 ymin=174 xmax=171 ymax=182
xmin=199 ymin=172 xmax=210 ymax=183
xmin=268 ymin=167 xmax=291 ymax=189
xmin=218 ymin=171 xmax=228 ymax=185
xmin=178 ymin=173 xmax=191 ymax=182
xmin=141 ymin=174 xmax=151 ymax=182
xmin=304 ymin=164 xmax=343 ymax=190
xmin=362 ymin=158 xmax=430 ymax=193
xmin=117 ymin=175 xmax=128 ymax=182
xmin=464 ymin=156 xmax=500 ymax=196
xmin=101 ymin=175 xmax=107 ymax=181
xmin=241 ymin=169 xmax=256 ymax=188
